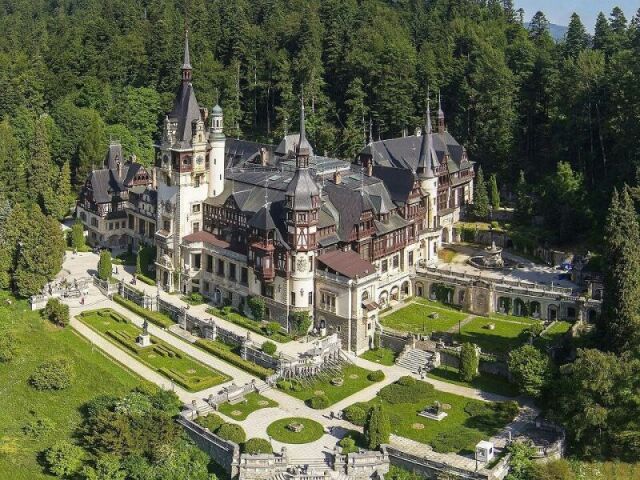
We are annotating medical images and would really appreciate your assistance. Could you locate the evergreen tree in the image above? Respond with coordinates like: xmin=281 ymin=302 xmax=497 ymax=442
xmin=0 ymin=120 xmax=28 ymax=205
xmin=341 ymin=77 xmax=368 ymax=159
xmin=529 ymin=11 xmax=550 ymax=42
xmin=564 ymin=13 xmax=588 ymax=59
xmin=44 ymin=161 xmax=73 ymax=220
xmin=98 ymin=250 xmax=113 ymax=282
xmin=489 ymin=174 xmax=500 ymax=210
xmin=514 ymin=170 xmax=533 ymax=224
xmin=364 ymin=404 xmax=390 ymax=449
xmin=77 ymin=110 xmax=106 ymax=186
xmin=593 ymin=13 xmax=612 ymax=53
xmin=135 ymin=246 xmax=142 ymax=276
xmin=459 ymin=343 xmax=479 ymax=383
xmin=602 ymin=187 xmax=640 ymax=352
xmin=71 ymin=221 xmax=86 ymax=251
xmin=0 ymin=196 xmax=13 ymax=289
xmin=472 ymin=166 xmax=489 ymax=219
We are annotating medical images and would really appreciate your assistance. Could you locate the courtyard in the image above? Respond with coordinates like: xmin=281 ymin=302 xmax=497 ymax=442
xmin=454 ymin=315 xmax=544 ymax=355
xmin=217 ymin=392 xmax=278 ymax=420
xmin=79 ymin=308 xmax=230 ymax=392
xmin=380 ymin=298 xmax=469 ymax=334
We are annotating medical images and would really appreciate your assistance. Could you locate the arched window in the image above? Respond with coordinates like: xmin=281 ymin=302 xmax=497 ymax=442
xmin=361 ymin=291 xmax=369 ymax=302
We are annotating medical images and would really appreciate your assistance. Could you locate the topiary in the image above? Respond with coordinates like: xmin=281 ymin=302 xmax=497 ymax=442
xmin=243 ymin=438 xmax=272 ymax=454
xmin=343 ymin=405 xmax=368 ymax=426
xmin=339 ymin=436 xmax=358 ymax=454
xmin=307 ymin=394 xmax=330 ymax=409
xmin=397 ymin=375 xmax=416 ymax=386
xmin=367 ymin=370 xmax=385 ymax=382
xmin=29 ymin=357 xmax=75 ymax=391
xmin=216 ymin=423 xmax=246 ymax=444
xmin=262 ymin=341 xmax=277 ymax=356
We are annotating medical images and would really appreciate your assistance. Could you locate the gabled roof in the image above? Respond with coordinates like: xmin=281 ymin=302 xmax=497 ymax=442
xmin=104 ymin=143 xmax=124 ymax=170
xmin=317 ymin=250 xmax=376 ymax=279
xmin=248 ymin=204 xmax=277 ymax=230
xmin=370 ymin=166 xmax=415 ymax=206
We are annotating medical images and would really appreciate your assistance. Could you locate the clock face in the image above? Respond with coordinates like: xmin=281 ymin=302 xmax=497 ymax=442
xmin=196 ymin=155 xmax=204 ymax=165
xmin=296 ymin=255 xmax=308 ymax=272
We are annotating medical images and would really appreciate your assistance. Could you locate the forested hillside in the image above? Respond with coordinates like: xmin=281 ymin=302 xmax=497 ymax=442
xmin=0 ymin=0 xmax=639 ymax=294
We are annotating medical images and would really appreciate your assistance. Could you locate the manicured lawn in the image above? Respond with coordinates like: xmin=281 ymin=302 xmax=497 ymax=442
xmin=348 ymin=378 xmax=518 ymax=454
xmin=207 ymin=306 xmax=291 ymax=343
xmin=540 ymin=321 xmax=572 ymax=345
xmin=218 ymin=392 xmax=278 ymax=420
xmin=381 ymin=299 xmax=468 ymax=334
xmin=266 ymin=417 xmax=325 ymax=444
xmin=277 ymin=364 xmax=380 ymax=407
xmin=0 ymin=293 xmax=144 ymax=480
xmin=489 ymin=313 xmax=541 ymax=325
xmin=360 ymin=347 xmax=397 ymax=366
xmin=79 ymin=308 xmax=230 ymax=391
xmin=427 ymin=365 xmax=519 ymax=397
xmin=194 ymin=338 xmax=273 ymax=379
xmin=454 ymin=316 xmax=539 ymax=355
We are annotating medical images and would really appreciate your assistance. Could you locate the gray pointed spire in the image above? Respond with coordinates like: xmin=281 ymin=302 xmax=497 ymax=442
xmin=182 ymin=31 xmax=192 ymax=70
xmin=296 ymin=94 xmax=311 ymax=168
xmin=418 ymin=97 xmax=436 ymax=179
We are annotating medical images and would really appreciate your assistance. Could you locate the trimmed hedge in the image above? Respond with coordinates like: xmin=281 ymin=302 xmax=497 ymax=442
xmin=137 ymin=274 xmax=156 ymax=286
xmin=195 ymin=413 xmax=225 ymax=432
xmin=367 ymin=370 xmax=385 ymax=382
xmin=243 ymin=438 xmax=273 ymax=454
xmin=113 ymin=295 xmax=174 ymax=328
xmin=217 ymin=423 xmax=246 ymax=444
xmin=343 ymin=405 xmax=368 ymax=426
xmin=307 ymin=394 xmax=330 ymax=409
xmin=378 ymin=378 xmax=434 ymax=404
xmin=195 ymin=339 xmax=272 ymax=379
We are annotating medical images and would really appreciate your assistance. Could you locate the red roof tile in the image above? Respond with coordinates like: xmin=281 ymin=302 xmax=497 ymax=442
xmin=317 ymin=250 xmax=376 ymax=279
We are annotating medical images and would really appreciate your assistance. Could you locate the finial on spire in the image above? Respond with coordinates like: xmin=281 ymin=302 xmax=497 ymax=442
xmin=437 ymin=89 xmax=445 ymax=134
xmin=182 ymin=30 xmax=192 ymax=83
xmin=295 ymin=92 xmax=311 ymax=168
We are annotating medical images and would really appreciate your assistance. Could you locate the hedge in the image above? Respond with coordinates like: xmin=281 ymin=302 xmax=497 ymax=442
xmin=307 ymin=394 xmax=330 ymax=409
xmin=137 ymin=274 xmax=156 ymax=286
xmin=243 ymin=438 xmax=273 ymax=454
xmin=217 ymin=423 xmax=246 ymax=444
xmin=378 ymin=378 xmax=434 ymax=404
xmin=194 ymin=339 xmax=272 ymax=379
xmin=367 ymin=370 xmax=385 ymax=382
xmin=113 ymin=295 xmax=174 ymax=328
xmin=343 ymin=405 xmax=368 ymax=426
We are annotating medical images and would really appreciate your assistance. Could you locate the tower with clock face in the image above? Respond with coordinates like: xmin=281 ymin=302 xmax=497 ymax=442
xmin=285 ymin=101 xmax=320 ymax=313
xmin=153 ymin=32 xmax=212 ymax=292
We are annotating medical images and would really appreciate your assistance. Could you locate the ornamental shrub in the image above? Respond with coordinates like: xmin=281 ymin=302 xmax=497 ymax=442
xmin=262 ymin=341 xmax=277 ymax=356
xmin=29 ymin=357 xmax=75 ymax=391
xmin=378 ymin=379 xmax=434 ymax=404
xmin=43 ymin=298 xmax=70 ymax=327
xmin=216 ymin=423 xmax=246 ymax=444
xmin=339 ymin=436 xmax=358 ymax=454
xmin=44 ymin=440 xmax=84 ymax=477
xmin=308 ymin=394 xmax=331 ymax=409
xmin=459 ymin=343 xmax=479 ymax=382
xmin=367 ymin=370 xmax=385 ymax=382
xmin=364 ymin=404 xmax=390 ymax=449
xmin=265 ymin=321 xmax=282 ymax=336
xmin=343 ymin=405 xmax=368 ymax=426
xmin=248 ymin=296 xmax=266 ymax=322
xmin=71 ymin=221 xmax=86 ymax=250
xmin=243 ymin=438 xmax=272 ymax=454
xmin=97 ymin=250 xmax=112 ymax=281
xmin=397 ymin=375 xmax=416 ymax=386
xmin=0 ymin=330 xmax=17 ymax=363
xmin=290 ymin=311 xmax=311 ymax=337
xmin=195 ymin=413 xmax=225 ymax=432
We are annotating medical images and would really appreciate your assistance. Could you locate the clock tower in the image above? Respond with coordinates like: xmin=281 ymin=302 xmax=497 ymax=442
xmin=285 ymin=100 xmax=320 ymax=313
xmin=153 ymin=32 xmax=211 ymax=292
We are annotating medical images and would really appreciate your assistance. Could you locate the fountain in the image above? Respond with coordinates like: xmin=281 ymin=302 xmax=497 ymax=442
xmin=468 ymin=241 xmax=515 ymax=270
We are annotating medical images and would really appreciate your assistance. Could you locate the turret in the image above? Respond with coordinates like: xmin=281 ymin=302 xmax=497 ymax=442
xmin=438 ymin=91 xmax=445 ymax=134
xmin=208 ymin=104 xmax=225 ymax=198
xmin=182 ymin=31 xmax=192 ymax=84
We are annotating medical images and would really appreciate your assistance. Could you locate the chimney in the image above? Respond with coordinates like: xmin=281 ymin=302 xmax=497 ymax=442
xmin=117 ymin=161 xmax=122 ymax=178
xmin=366 ymin=160 xmax=373 ymax=177
xmin=260 ymin=147 xmax=268 ymax=166
xmin=151 ymin=167 xmax=157 ymax=189
xmin=334 ymin=169 xmax=342 ymax=184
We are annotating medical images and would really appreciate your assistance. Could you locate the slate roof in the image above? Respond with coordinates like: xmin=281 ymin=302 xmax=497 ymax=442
xmin=104 ymin=143 xmax=124 ymax=170
xmin=286 ymin=168 xmax=320 ymax=210
xmin=168 ymin=82 xmax=201 ymax=147
xmin=317 ymin=250 xmax=376 ymax=279
xmin=362 ymin=131 xmax=469 ymax=174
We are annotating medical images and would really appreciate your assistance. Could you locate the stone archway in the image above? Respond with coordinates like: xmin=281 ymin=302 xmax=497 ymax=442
xmin=548 ymin=304 xmax=558 ymax=321
xmin=415 ymin=282 xmax=424 ymax=297
xmin=497 ymin=296 xmax=512 ymax=314
xmin=588 ymin=309 xmax=597 ymax=323
xmin=513 ymin=298 xmax=526 ymax=317
xmin=401 ymin=281 xmax=410 ymax=298
xmin=441 ymin=227 xmax=450 ymax=244
xmin=530 ymin=301 xmax=541 ymax=318
xmin=214 ymin=288 xmax=222 ymax=305
xmin=378 ymin=291 xmax=388 ymax=306
xmin=390 ymin=286 xmax=400 ymax=302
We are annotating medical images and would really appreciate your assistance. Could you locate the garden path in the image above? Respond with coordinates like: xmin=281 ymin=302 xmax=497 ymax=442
xmin=445 ymin=314 xmax=476 ymax=333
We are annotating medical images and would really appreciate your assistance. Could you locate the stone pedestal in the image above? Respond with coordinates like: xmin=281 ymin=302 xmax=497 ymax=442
xmin=136 ymin=333 xmax=151 ymax=348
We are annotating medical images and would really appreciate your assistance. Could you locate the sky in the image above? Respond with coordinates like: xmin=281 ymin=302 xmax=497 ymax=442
xmin=515 ymin=0 xmax=637 ymax=31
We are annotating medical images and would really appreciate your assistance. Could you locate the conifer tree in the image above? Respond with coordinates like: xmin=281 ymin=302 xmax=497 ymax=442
xmin=472 ymin=166 xmax=489 ymax=219
xmin=71 ymin=221 xmax=85 ymax=251
xmin=594 ymin=13 xmax=612 ymax=52
xmin=514 ymin=170 xmax=533 ymax=224
xmin=341 ymin=77 xmax=368 ymax=159
xmin=98 ymin=251 xmax=112 ymax=282
xmin=460 ymin=343 xmax=479 ymax=382
xmin=364 ymin=404 xmax=390 ymax=449
xmin=565 ymin=13 xmax=588 ymax=59
xmin=29 ymin=118 xmax=55 ymax=209
xmin=602 ymin=187 xmax=640 ymax=352
xmin=489 ymin=174 xmax=500 ymax=210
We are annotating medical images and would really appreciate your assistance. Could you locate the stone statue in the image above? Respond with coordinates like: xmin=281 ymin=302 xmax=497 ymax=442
xmin=142 ymin=318 xmax=149 ymax=335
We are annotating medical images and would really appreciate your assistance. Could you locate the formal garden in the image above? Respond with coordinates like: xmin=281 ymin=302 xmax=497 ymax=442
xmin=206 ymin=305 xmax=292 ymax=343
xmin=454 ymin=315 xmax=544 ymax=355
xmin=217 ymin=392 xmax=278 ymax=420
xmin=78 ymin=308 xmax=230 ymax=391
xmin=0 ymin=293 xmax=144 ymax=479
xmin=343 ymin=376 xmax=518 ymax=454
xmin=426 ymin=365 xmax=519 ymax=397
xmin=277 ymin=364 xmax=383 ymax=408
xmin=266 ymin=417 xmax=325 ymax=444
xmin=380 ymin=298 xmax=468 ymax=334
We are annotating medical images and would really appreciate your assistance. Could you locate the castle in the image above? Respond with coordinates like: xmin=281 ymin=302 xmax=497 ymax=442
xmin=77 ymin=35 xmax=474 ymax=353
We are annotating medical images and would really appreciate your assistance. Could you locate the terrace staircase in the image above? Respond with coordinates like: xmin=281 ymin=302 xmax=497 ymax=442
xmin=396 ymin=348 xmax=435 ymax=373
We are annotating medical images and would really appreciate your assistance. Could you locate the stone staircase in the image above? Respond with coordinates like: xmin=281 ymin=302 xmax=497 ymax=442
xmin=396 ymin=348 xmax=435 ymax=373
